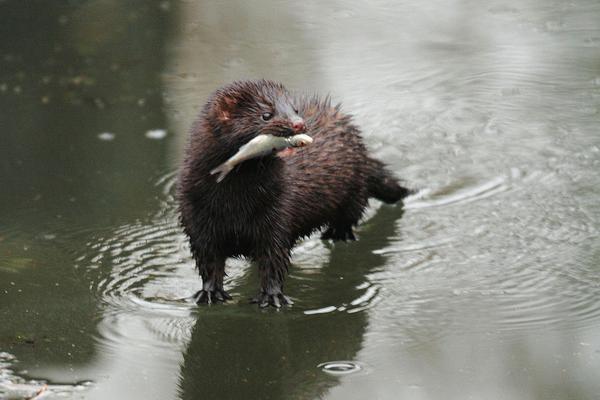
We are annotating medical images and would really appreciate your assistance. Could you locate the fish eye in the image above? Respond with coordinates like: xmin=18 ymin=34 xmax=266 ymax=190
xmin=261 ymin=112 xmax=273 ymax=121
xmin=293 ymin=107 xmax=299 ymax=114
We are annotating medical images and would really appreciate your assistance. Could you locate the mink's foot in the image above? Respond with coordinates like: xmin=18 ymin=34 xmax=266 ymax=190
xmin=251 ymin=291 xmax=294 ymax=308
xmin=321 ymin=225 xmax=356 ymax=242
xmin=194 ymin=288 xmax=232 ymax=304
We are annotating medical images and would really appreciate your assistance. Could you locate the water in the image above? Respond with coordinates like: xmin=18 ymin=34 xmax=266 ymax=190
xmin=1 ymin=0 xmax=600 ymax=399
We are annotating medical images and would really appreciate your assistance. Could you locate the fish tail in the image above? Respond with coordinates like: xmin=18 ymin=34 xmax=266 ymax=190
xmin=209 ymin=163 xmax=232 ymax=183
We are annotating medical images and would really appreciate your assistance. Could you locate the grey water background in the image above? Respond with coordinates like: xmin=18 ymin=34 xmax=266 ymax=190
xmin=1 ymin=0 xmax=599 ymax=399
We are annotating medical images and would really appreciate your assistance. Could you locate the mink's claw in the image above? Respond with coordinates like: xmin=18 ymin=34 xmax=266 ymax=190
xmin=251 ymin=292 xmax=293 ymax=308
xmin=194 ymin=288 xmax=232 ymax=305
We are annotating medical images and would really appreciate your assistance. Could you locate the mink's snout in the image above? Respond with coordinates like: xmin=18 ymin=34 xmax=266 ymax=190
xmin=291 ymin=117 xmax=306 ymax=133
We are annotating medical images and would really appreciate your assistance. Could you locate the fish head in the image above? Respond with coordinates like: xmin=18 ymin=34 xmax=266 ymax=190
xmin=288 ymin=134 xmax=314 ymax=148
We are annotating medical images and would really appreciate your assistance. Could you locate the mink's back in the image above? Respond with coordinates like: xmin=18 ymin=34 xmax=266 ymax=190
xmin=278 ymin=97 xmax=373 ymax=239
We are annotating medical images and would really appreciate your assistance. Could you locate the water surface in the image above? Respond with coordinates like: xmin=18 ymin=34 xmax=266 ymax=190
xmin=1 ymin=1 xmax=600 ymax=399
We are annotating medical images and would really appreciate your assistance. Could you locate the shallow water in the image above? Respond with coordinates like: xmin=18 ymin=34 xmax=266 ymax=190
xmin=1 ymin=0 xmax=600 ymax=399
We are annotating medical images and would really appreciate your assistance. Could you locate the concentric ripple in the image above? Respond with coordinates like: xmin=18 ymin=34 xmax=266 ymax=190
xmin=297 ymin=158 xmax=600 ymax=344
xmin=318 ymin=361 xmax=364 ymax=375
xmin=364 ymin=163 xmax=600 ymax=341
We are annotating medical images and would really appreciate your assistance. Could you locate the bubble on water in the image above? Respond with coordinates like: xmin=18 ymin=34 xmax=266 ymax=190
xmin=318 ymin=361 xmax=363 ymax=375
xmin=145 ymin=129 xmax=167 ymax=140
xmin=97 ymin=132 xmax=115 ymax=141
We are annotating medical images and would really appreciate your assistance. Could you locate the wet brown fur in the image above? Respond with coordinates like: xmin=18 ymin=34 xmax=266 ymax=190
xmin=177 ymin=80 xmax=409 ymax=306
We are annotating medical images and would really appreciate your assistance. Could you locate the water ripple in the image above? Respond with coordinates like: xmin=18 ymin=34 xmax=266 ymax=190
xmin=77 ymin=150 xmax=600 ymax=356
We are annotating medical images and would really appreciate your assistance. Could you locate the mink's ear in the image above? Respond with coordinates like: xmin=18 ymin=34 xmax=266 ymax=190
xmin=215 ymin=95 xmax=237 ymax=122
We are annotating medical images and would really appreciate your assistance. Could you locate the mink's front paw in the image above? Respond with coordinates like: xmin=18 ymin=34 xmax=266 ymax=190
xmin=194 ymin=288 xmax=232 ymax=304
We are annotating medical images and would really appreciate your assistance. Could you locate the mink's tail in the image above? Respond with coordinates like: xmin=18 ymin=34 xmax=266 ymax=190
xmin=367 ymin=158 xmax=411 ymax=204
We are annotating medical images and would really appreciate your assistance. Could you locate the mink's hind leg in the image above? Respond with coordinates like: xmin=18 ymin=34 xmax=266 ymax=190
xmin=194 ymin=258 xmax=232 ymax=304
xmin=251 ymin=249 xmax=293 ymax=308
xmin=321 ymin=222 xmax=356 ymax=241
xmin=321 ymin=195 xmax=365 ymax=242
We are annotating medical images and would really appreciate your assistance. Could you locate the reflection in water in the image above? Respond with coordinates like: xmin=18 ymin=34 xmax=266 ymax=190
xmin=177 ymin=205 xmax=404 ymax=400
xmin=0 ymin=0 xmax=175 ymax=396
xmin=1 ymin=0 xmax=600 ymax=399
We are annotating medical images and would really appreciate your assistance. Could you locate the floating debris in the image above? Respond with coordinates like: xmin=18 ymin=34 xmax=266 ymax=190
xmin=97 ymin=132 xmax=115 ymax=141
xmin=0 ymin=352 xmax=93 ymax=399
xmin=145 ymin=129 xmax=167 ymax=140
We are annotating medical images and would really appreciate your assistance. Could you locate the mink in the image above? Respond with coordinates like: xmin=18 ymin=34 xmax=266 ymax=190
xmin=177 ymin=80 xmax=409 ymax=307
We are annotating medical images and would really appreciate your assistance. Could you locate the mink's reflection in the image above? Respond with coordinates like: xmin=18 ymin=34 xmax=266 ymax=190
xmin=177 ymin=204 xmax=405 ymax=400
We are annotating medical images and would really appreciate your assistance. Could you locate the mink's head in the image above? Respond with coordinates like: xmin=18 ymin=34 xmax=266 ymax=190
xmin=205 ymin=80 xmax=306 ymax=147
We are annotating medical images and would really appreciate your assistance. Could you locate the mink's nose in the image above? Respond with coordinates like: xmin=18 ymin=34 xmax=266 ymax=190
xmin=291 ymin=118 xmax=306 ymax=133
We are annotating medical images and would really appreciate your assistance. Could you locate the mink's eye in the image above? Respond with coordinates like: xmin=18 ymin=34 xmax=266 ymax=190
xmin=261 ymin=112 xmax=273 ymax=121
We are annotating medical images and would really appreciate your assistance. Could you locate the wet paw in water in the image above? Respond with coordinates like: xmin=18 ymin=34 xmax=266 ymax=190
xmin=193 ymin=288 xmax=232 ymax=304
xmin=251 ymin=292 xmax=294 ymax=308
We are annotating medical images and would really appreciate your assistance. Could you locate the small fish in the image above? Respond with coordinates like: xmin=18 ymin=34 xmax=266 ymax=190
xmin=210 ymin=133 xmax=313 ymax=182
